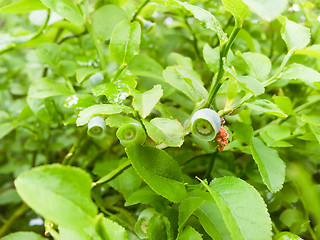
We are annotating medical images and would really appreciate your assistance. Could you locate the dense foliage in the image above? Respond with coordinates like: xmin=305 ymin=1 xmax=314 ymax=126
xmin=1 ymin=0 xmax=320 ymax=239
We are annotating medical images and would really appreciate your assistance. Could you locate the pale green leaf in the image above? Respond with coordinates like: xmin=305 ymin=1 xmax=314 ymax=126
xmin=145 ymin=118 xmax=184 ymax=147
xmin=40 ymin=0 xmax=84 ymax=25
xmin=0 ymin=0 xmax=46 ymax=13
xmin=176 ymin=1 xmax=228 ymax=43
xmin=28 ymin=78 xmax=74 ymax=99
xmin=162 ymin=66 xmax=201 ymax=102
xmin=246 ymin=99 xmax=287 ymax=117
xmin=237 ymin=76 xmax=264 ymax=96
xmin=1 ymin=232 xmax=47 ymax=240
xmin=92 ymin=5 xmax=127 ymax=41
xmin=128 ymin=54 xmax=164 ymax=80
xmin=133 ymin=85 xmax=163 ymax=118
xmin=200 ymin=177 xmax=272 ymax=240
xmin=222 ymin=0 xmax=251 ymax=27
xmin=76 ymin=104 xmax=133 ymax=126
xmin=241 ymin=52 xmax=272 ymax=80
xmin=76 ymin=68 xmax=98 ymax=83
xmin=110 ymin=20 xmax=141 ymax=64
xmin=14 ymin=164 xmax=98 ymax=228
xmin=203 ymin=44 xmax=220 ymax=73
xmin=250 ymin=137 xmax=286 ymax=192
xmin=59 ymin=227 xmax=91 ymax=240
xmin=241 ymin=0 xmax=288 ymax=21
xmin=280 ymin=17 xmax=311 ymax=51
xmin=294 ymin=45 xmax=320 ymax=58
xmin=126 ymin=145 xmax=187 ymax=203
xmin=175 ymin=66 xmax=208 ymax=101
xmin=281 ymin=64 xmax=320 ymax=88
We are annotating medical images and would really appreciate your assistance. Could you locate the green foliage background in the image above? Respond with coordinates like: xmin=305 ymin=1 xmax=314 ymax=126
xmin=0 ymin=0 xmax=320 ymax=239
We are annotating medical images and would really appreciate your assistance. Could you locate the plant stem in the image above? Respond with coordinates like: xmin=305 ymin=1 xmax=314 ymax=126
xmin=31 ymin=9 xmax=51 ymax=40
xmin=184 ymin=16 xmax=200 ymax=59
xmin=0 ymin=203 xmax=29 ymax=237
xmin=86 ymin=22 xmax=106 ymax=70
xmin=131 ymin=0 xmax=150 ymax=22
xmin=62 ymin=128 xmax=87 ymax=165
xmin=206 ymin=26 xmax=240 ymax=108
xmin=113 ymin=63 xmax=128 ymax=82
xmin=204 ymin=151 xmax=218 ymax=181
xmin=93 ymin=159 xmax=131 ymax=186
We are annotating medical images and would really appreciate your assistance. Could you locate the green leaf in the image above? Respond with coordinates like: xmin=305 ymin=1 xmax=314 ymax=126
xmin=177 ymin=226 xmax=203 ymax=240
xmin=0 ymin=0 xmax=46 ymax=13
xmin=0 ymin=122 xmax=15 ymax=140
xmin=0 ymin=189 xmax=21 ymax=205
xmin=272 ymin=96 xmax=294 ymax=116
xmin=35 ymin=43 xmax=62 ymax=65
xmin=175 ymin=66 xmax=208 ymax=101
xmin=40 ymin=0 xmax=84 ymax=25
xmin=281 ymin=64 xmax=320 ymax=88
xmin=76 ymin=104 xmax=133 ymax=126
xmin=133 ymin=85 xmax=163 ymax=118
xmin=28 ymin=78 xmax=74 ymax=99
xmin=178 ymin=197 xmax=204 ymax=231
xmin=106 ymin=115 xmax=139 ymax=128
xmin=250 ymin=137 xmax=286 ymax=192
xmin=59 ymin=227 xmax=91 ymax=240
xmin=294 ymin=45 xmax=320 ymax=59
xmin=144 ymin=118 xmax=184 ymax=147
xmin=246 ymin=99 xmax=287 ymax=118
xmin=125 ymin=186 xmax=166 ymax=211
xmin=92 ymin=5 xmax=127 ymax=41
xmin=126 ymin=145 xmax=187 ymax=203
xmin=231 ymin=122 xmax=253 ymax=144
xmin=194 ymin=200 xmax=232 ymax=240
xmin=92 ymin=82 xmax=130 ymax=104
xmin=237 ymin=76 xmax=264 ymax=96
xmin=203 ymin=44 xmax=220 ymax=73
xmin=241 ymin=0 xmax=288 ymax=21
xmin=0 ymin=232 xmax=47 ymax=240
xmin=200 ymin=176 xmax=272 ymax=240
xmin=259 ymin=125 xmax=292 ymax=148
xmin=147 ymin=214 xmax=172 ymax=240
xmin=176 ymin=1 xmax=228 ymax=43
xmin=95 ymin=216 xmax=128 ymax=240
xmin=93 ymin=158 xmax=142 ymax=200
xmin=222 ymin=0 xmax=251 ymax=27
xmin=280 ymin=17 xmax=311 ymax=51
xmin=310 ymin=124 xmax=320 ymax=144
xmin=110 ymin=20 xmax=141 ymax=64
xmin=274 ymin=232 xmax=303 ymax=240
xmin=14 ymin=164 xmax=98 ymax=228
xmin=128 ymin=54 xmax=164 ymax=80
xmin=76 ymin=68 xmax=98 ymax=83
xmin=241 ymin=52 xmax=272 ymax=81
xmin=162 ymin=66 xmax=200 ymax=102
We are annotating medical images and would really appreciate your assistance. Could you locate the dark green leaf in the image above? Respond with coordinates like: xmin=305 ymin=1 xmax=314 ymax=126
xmin=126 ymin=145 xmax=186 ymax=203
